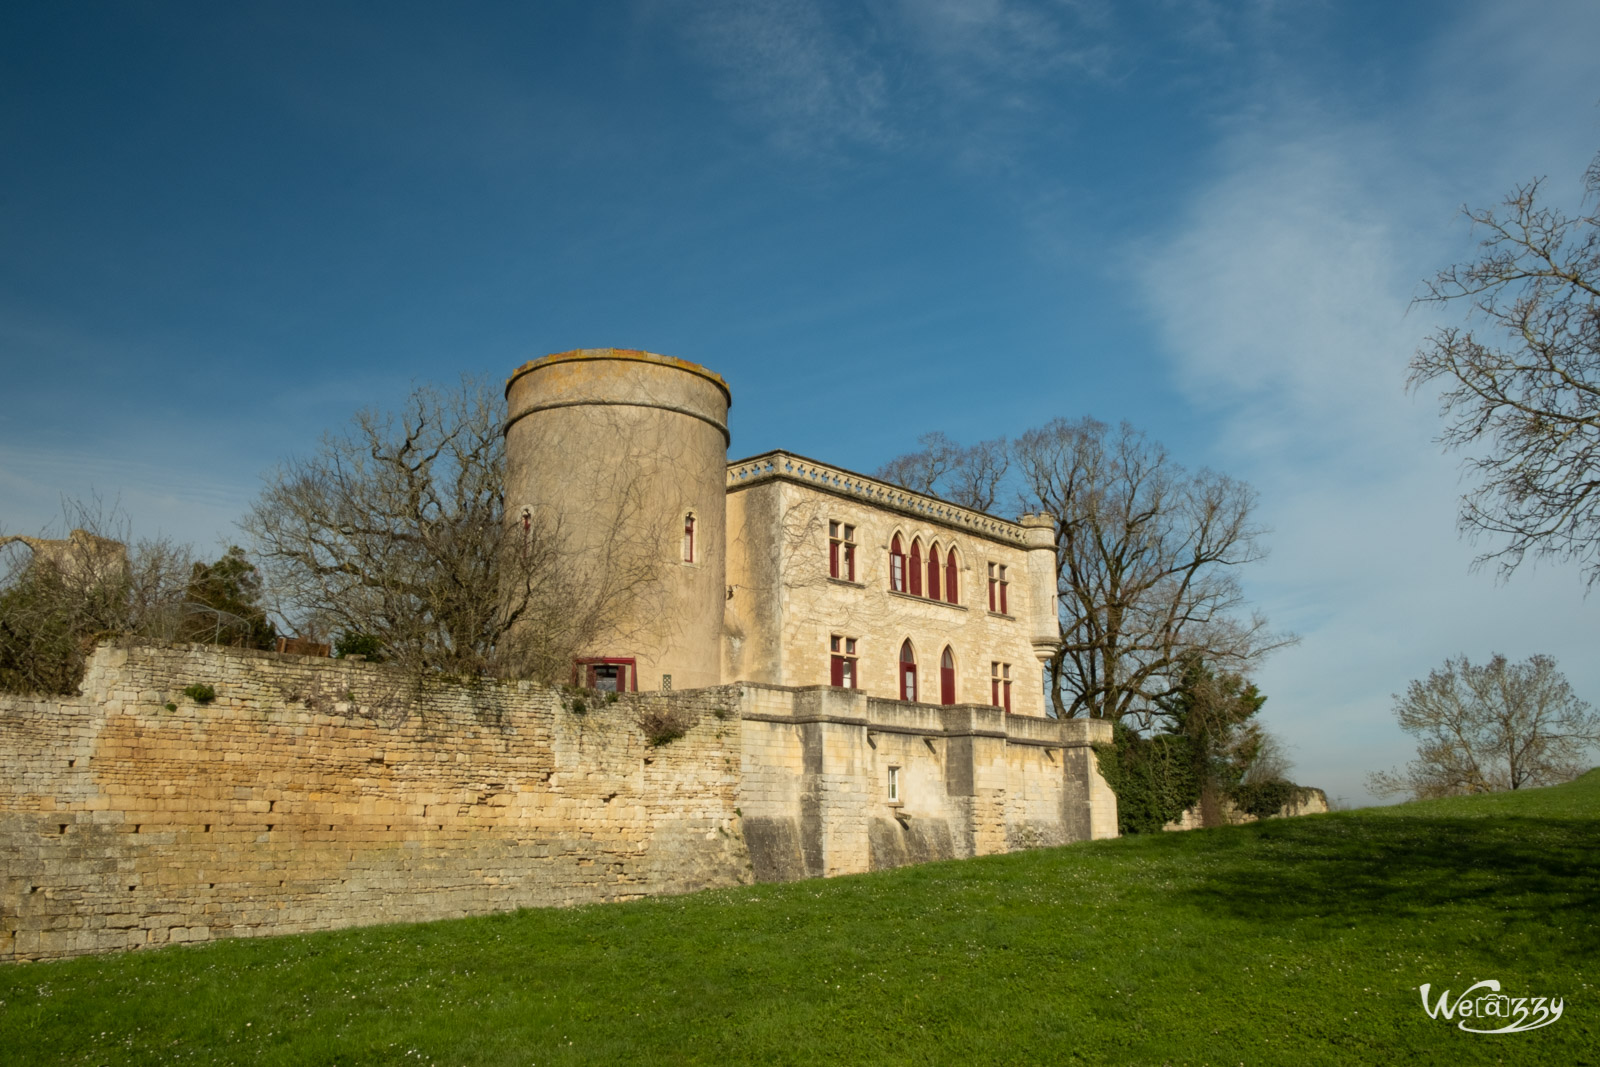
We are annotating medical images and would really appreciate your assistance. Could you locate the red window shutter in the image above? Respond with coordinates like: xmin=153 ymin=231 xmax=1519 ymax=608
xmin=909 ymin=541 xmax=922 ymax=597
xmin=831 ymin=655 xmax=844 ymax=687
xmin=945 ymin=554 xmax=957 ymax=603
xmin=992 ymin=678 xmax=1000 ymax=706
xmin=1003 ymin=680 xmax=1012 ymax=713
xmin=829 ymin=541 xmax=839 ymax=578
xmin=927 ymin=547 xmax=941 ymax=600
xmin=988 ymin=579 xmax=996 ymax=611
xmin=999 ymin=582 xmax=1008 ymax=615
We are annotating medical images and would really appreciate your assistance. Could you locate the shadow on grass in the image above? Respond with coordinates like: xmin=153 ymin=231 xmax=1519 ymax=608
xmin=1175 ymin=814 xmax=1600 ymax=947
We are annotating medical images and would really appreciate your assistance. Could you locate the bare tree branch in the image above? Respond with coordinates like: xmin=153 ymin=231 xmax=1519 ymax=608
xmin=1410 ymin=149 xmax=1600 ymax=586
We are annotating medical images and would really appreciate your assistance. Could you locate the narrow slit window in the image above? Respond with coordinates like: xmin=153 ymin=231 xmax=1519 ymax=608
xmin=890 ymin=535 xmax=906 ymax=592
xmin=887 ymin=766 xmax=900 ymax=803
xmin=927 ymin=544 xmax=941 ymax=601
xmin=899 ymin=640 xmax=917 ymax=702
xmin=683 ymin=513 xmax=696 ymax=563
xmin=909 ymin=539 xmax=923 ymax=597
xmin=940 ymin=646 xmax=955 ymax=705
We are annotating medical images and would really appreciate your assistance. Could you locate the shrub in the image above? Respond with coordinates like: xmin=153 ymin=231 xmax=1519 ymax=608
xmin=638 ymin=706 xmax=689 ymax=747
xmin=333 ymin=632 xmax=385 ymax=661
xmin=182 ymin=684 xmax=216 ymax=705
xmin=1093 ymin=721 xmax=1200 ymax=834
xmin=1230 ymin=778 xmax=1307 ymax=818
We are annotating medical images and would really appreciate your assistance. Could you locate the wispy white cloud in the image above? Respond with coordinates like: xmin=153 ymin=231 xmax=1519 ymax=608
xmin=672 ymin=0 xmax=894 ymax=154
xmin=1136 ymin=0 xmax=1600 ymax=805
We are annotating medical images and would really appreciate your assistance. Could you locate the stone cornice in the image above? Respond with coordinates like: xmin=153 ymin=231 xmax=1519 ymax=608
xmin=726 ymin=450 xmax=1026 ymax=546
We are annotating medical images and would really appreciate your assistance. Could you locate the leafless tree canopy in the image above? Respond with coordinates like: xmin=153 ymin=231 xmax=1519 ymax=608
xmin=0 ymin=502 xmax=192 ymax=694
xmin=1367 ymin=653 xmax=1599 ymax=800
xmin=243 ymin=379 xmax=641 ymax=681
xmin=1410 ymin=149 xmax=1600 ymax=586
xmin=876 ymin=419 xmax=1291 ymax=723
xmin=875 ymin=431 xmax=1010 ymax=514
xmin=1017 ymin=419 xmax=1291 ymax=721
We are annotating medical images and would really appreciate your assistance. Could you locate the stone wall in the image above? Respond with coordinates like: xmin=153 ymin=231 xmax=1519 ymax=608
xmin=1161 ymin=788 xmax=1331 ymax=831
xmin=1 ymin=642 xmax=748 ymax=962
xmin=1 ymin=642 xmax=1116 ymax=963
xmin=735 ymin=685 xmax=1116 ymax=881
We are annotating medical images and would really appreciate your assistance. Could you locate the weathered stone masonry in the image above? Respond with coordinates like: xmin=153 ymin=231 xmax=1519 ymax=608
xmin=2 ymin=641 xmax=1113 ymax=962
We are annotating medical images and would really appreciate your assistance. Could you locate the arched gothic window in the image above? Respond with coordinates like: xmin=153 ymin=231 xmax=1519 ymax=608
xmin=909 ymin=539 xmax=923 ymax=597
xmin=945 ymin=547 xmax=959 ymax=604
xmin=890 ymin=535 xmax=906 ymax=592
xmin=927 ymin=544 xmax=942 ymax=601
xmin=899 ymin=640 xmax=918 ymax=702
xmin=940 ymin=646 xmax=955 ymax=705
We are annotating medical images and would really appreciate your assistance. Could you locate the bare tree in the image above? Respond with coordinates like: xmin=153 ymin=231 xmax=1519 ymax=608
xmin=1367 ymin=654 xmax=1598 ymax=800
xmin=1410 ymin=149 xmax=1600 ymax=586
xmin=875 ymin=432 xmax=1010 ymax=513
xmin=242 ymin=379 xmax=660 ymax=681
xmin=875 ymin=420 xmax=1291 ymax=723
xmin=1015 ymin=418 xmax=1293 ymax=721
xmin=1 ymin=501 xmax=192 ymax=695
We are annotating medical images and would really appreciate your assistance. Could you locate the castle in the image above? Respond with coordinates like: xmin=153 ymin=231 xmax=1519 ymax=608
xmin=0 ymin=349 xmax=1116 ymax=962
xmin=504 ymin=347 xmax=1063 ymax=714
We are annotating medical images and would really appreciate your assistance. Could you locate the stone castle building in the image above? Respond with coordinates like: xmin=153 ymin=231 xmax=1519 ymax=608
xmin=0 ymin=347 xmax=1117 ymax=962
xmin=505 ymin=348 xmax=1062 ymax=715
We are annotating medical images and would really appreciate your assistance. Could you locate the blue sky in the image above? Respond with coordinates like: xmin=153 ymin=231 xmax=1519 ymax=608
xmin=2 ymin=0 xmax=1596 ymax=805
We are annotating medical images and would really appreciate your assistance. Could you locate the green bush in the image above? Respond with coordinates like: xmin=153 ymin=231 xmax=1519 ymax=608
xmin=1230 ymin=778 xmax=1306 ymax=818
xmin=182 ymin=683 xmax=216 ymax=705
xmin=1094 ymin=721 xmax=1200 ymax=834
xmin=333 ymin=632 xmax=385 ymax=661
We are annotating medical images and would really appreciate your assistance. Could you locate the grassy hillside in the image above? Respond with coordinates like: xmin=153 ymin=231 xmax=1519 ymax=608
xmin=3 ymin=772 xmax=1596 ymax=1065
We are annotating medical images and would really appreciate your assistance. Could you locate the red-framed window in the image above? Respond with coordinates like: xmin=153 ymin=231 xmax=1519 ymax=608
xmin=945 ymin=548 xmax=959 ymax=604
xmin=927 ymin=544 xmax=942 ymax=601
xmin=988 ymin=563 xmax=1009 ymax=614
xmin=899 ymin=640 xmax=917 ymax=702
xmin=829 ymin=521 xmax=856 ymax=581
xmin=890 ymin=535 xmax=906 ymax=592
xmin=990 ymin=661 xmax=1012 ymax=712
xmin=574 ymin=657 xmax=638 ymax=693
xmin=683 ymin=513 xmax=696 ymax=563
xmin=940 ymin=646 xmax=955 ymax=705
xmin=830 ymin=635 xmax=858 ymax=688
xmin=908 ymin=539 xmax=923 ymax=597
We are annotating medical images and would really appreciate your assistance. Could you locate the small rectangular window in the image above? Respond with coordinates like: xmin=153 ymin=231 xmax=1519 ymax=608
xmin=991 ymin=661 xmax=1012 ymax=712
xmin=829 ymin=521 xmax=856 ymax=580
xmin=683 ymin=514 xmax=696 ymax=563
xmin=989 ymin=563 xmax=1009 ymax=614
xmin=830 ymin=634 xmax=859 ymax=689
xmin=887 ymin=766 xmax=900 ymax=803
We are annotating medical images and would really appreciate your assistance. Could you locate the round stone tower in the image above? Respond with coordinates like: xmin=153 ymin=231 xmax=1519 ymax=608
xmin=504 ymin=348 xmax=731 ymax=692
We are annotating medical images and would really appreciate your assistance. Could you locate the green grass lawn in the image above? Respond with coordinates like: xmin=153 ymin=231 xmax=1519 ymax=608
xmin=3 ymin=774 xmax=1597 ymax=1066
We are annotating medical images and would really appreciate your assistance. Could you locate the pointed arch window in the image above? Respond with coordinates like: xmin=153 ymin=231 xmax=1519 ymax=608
xmin=927 ymin=544 xmax=942 ymax=601
xmin=940 ymin=646 xmax=955 ymax=705
xmin=899 ymin=640 xmax=918 ymax=702
xmin=889 ymin=535 xmax=906 ymax=592
xmin=945 ymin=548 xmax=959 ymax=604
xmin=909 ymin=539 xmax=923 ymax=597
